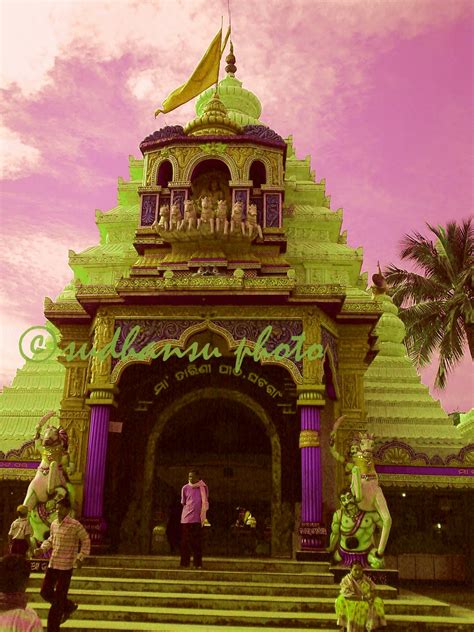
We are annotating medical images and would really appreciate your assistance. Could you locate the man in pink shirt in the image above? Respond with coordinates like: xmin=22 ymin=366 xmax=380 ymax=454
xmin=180 ymin=469 xmax=209 ymax=569
xmin=35 ymin=496 xmax=90 ymax=632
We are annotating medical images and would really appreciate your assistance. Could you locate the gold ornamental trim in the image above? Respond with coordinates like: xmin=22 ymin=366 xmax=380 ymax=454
xmin=296 ymin=384 xmax=325 ymax=407
xmin=86 ymin=383 xmax=118 ymax=407
xmin=299 ymin=430 xmax=320 ymax=448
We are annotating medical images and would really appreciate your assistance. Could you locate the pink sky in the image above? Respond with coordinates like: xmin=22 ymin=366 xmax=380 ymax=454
xmin=0 ymin=0 xmax=472 ymax=413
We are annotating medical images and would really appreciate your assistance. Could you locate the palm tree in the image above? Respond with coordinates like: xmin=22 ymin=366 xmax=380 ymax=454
xmin=384 ymin=218 xmax=473 ymax=388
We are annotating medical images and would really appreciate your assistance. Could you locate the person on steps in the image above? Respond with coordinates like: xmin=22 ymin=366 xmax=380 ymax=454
xmin=180 ymin=469 xmax=209 ymax=569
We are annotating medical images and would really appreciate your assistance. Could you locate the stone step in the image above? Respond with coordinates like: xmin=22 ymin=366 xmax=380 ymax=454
xmin=44 ymin=623 xmax=335 ymax=632
xmin=70 ymin=566 xmax=336 ymax=584
xmin=28 ymin=574 xmax=397 ymax=599
xmin=85 ymin=555 xmax=329 ymax=574
xmin=26 ymin=588 xmax=450 ymax=615
xmin=30 ymin=603 xmax=474 ymax=630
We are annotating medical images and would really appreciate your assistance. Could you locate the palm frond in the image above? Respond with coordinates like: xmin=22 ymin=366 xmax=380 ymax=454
xmin=399 ymin=232 xmax=452 ymax=285
xmin=435 ymin=317 xmax=467 ymax=388
xmin=385 ymin=218 xmax=473 ymax=388
xmin=384 ymin=266 xmax=447 ymax=307
xmin=446 ymin=218 xmax=473 ymax=275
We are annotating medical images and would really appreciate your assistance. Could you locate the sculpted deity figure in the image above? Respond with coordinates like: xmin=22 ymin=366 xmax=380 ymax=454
xmin=328 ymin=489 xmax=385 ymax=569
xmin=179 ymin=199 xmax=197 ymax=231
xmin=215 ymin=199 xmax=229 ymax=234
xmin=197 ymin=196 xmax=215 ymax=233
xmin=200 ymin=177 xmax=226 ymax=207
xmin=329 ymin=415 xmax=359 ymax=480
xmin=24 ymin=413 xmax=77 ymax=544
xmin=244 ymin=203 xmax=263 ymax=239
xmin=152 ymin=204 xmax=170 ymax=232
xmin=350 ymin=433 xmax=392 ymax=557
xmin=230 ymin=200 xmax=245 ymax=235
xmin=329 ymin=417 xmax=392 ymax=559
xmin=23 ymin=412 xmax=75 ymax=512
xmin=169 ymin=203 xmax=182 ymax=230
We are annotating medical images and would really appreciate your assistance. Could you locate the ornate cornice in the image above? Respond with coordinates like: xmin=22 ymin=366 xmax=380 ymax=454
xmin=292 ymin=284 xmax=344 ymax=296
xmin=340 ymin=301 xmax=383 ymax=315
xmin=44 ymin=297 xmax=88 ymax=315
xmin=379 ymin=474 xmax=474 ymax=489
xmin=76 ymin=285 xmax=119 ymax=298
xmin=0 ymin=469 xmax=38 ymax=481
xmin=0 ymin=439 xmax=38 ymax=460
xmin=60 ymin=303 xmax=337 ymax=333
xmin=115 ymin=275 xmax=296 ymax=294
xmin=374 ymin=440 xmax=474 ymax=467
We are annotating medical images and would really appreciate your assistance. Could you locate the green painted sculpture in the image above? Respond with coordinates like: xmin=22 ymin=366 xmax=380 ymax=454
xmin=328 ymin=488 xmax=385 ymax=569
xmin=23 ymin=411 xmax=76 ymax=543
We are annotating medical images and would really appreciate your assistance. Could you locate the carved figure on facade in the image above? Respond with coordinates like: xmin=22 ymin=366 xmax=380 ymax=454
xmin=68 ymin=366 xmax=85 ymax=397
xmin=23 ymin=411 xmax=76 ymax=542
xmin=350 ymin=432 xmax=392 ymax=558
xmin=153 ymin=204 xmax=170 ymax=232
xmin=244 ymin=203 xmax=263 ymax=239
xmin=330 ymin=417 xmax=392 ymax=559
xmin=329 ymin=415 xmax=359 ymax=479
xmin=343 ymin=373 xmax=359 ymax=409
xmin=328 ymin=488 xmax=385 ymax=569
xmin=215 ymin=199 xmax=229 ymax=234
xmin=191 ymin=171 xmax=231 ymax=208
xmin=197 ymin=196 xmax=215 ymax=233
xmin=90 ymin=315 xmax=115 ymax=383
xmin=179 ymin=199 xmax=197 ymax=231
xmin=230 ymin=200 xmax=245 ymax=235
xmin=169 ymin=203 xmax=182 ymax=230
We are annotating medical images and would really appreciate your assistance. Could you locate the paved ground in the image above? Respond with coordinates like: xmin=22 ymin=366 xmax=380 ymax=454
xmin=399 ymin=581 xmax=474 ymax=617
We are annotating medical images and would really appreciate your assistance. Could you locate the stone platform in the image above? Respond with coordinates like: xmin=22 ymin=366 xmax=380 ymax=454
xmin=330 ymin=564 xmax=400 ymax=587
xmin=26 ymin=555 xmax=474 ymax=631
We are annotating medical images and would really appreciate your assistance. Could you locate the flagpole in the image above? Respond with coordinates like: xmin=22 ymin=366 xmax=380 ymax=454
xmin=215 ymin=16 xmax=223 ymax=94
xmin=227 ymin=0 xmax=232 ymax=53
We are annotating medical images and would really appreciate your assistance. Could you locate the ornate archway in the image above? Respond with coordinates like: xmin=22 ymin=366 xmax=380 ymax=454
xmin=140 ymin=387 xmax=282 ymax=555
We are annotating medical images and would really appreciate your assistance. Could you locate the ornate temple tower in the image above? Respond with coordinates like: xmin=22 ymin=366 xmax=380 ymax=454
xmin=0 ymin=50 xmax=471 ymax=567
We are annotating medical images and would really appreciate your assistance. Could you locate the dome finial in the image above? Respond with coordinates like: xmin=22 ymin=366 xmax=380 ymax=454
xmin=225 ymin=40 xmax=237 ymax=77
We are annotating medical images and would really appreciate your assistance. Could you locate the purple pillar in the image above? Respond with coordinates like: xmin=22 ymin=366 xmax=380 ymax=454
xmin=83 ymin=404 xmax=110 ymax=518
xmin=299 ymin=405 xmax=326 ymax=550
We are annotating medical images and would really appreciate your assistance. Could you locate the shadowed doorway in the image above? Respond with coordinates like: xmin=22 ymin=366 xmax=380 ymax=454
xmin=153 ymin=395 xmax=272 ymax=556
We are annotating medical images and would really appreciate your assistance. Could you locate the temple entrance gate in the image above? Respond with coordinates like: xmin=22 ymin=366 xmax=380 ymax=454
xmin=104 ymin=348 xmax=297 ymax=557
xmin=143 ymin=388 xmax=279 ymax=556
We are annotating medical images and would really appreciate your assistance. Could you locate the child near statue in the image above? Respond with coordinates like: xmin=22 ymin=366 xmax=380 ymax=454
xmin=8 ymin=505 xmax=33 ymax=557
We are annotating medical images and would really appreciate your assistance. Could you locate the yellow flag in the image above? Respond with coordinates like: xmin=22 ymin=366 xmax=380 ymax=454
xmin=155 ymin=27 xmax=230 ymax=117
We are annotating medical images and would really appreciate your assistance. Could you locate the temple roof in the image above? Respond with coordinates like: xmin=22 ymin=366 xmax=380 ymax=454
xmin=184 ymin=92 xmax=243 ymax=136
xmin=196 ymin=75 xmax=262 ymax=126
xmin=364 ymin=289 xmax=462 ymax=444
xmin=0 ymin=335 xmax=64 ymax=455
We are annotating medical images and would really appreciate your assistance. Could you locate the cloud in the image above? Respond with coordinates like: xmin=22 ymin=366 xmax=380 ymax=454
xmin=0 ymin=125 xmax=41 ymax=179
xmin=0 ymin=0 xmax=221 ymax=95
xmin=0 ymin=226 xmax=91 ymax=322
xmin=0 ymin=311 xmax=34 ymax=388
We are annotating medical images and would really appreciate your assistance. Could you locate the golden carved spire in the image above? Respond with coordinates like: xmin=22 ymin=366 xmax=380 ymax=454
xmin=184 ymin=91 xmax=242 ymax=136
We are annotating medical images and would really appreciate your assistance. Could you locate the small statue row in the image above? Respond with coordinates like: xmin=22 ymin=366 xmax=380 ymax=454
xmin=152 ymin=197 xmax=263 ymax=239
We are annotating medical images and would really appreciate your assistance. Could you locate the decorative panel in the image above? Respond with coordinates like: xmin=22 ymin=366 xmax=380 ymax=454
xmin=140 ymin=194 xmax=157 ymax=226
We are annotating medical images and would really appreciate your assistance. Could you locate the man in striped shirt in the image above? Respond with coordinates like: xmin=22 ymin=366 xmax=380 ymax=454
xmin=35 ymin=496 xmax=90 ymax=632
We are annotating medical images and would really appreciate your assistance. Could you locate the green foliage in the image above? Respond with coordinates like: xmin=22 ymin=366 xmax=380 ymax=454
xmin=385 ymin=219 xmax=474 ymax=388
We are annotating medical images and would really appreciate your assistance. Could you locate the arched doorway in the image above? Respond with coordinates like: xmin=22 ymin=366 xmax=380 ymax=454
xmin=141 ymin=388 xmax=282 ymax=556
xmin=190 ymin=158 xmax=232 ymax=208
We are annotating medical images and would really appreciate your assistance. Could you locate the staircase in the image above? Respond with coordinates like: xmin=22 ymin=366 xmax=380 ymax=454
xmin=27 ymin=556 xmax=474 ymax=631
